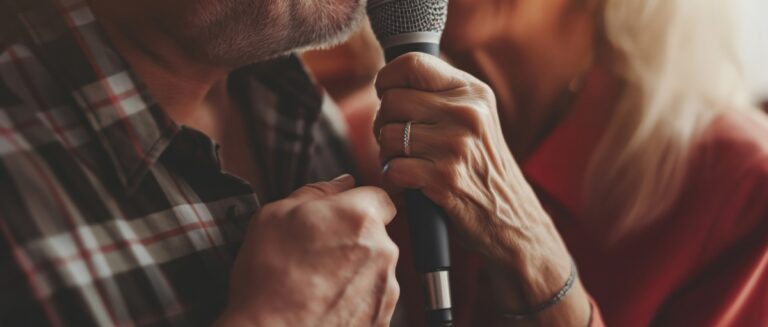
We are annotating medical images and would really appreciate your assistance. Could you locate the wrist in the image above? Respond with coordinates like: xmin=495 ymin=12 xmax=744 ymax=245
xmin=487 ymin=258 xmax=590 ymax=327
xmin=482 ymin=209 xmax=580 ymax=307
xmin=488 ymin=247 xmax=573 ymax=307
xmin=484 ymin=207 xmax=570 ymax=281
xmin=484 ymin=233 xmax=591 ymax=326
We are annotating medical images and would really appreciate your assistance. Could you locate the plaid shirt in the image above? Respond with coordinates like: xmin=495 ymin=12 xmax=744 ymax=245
xmin=0 ymin=0 xmax=355 ymax=326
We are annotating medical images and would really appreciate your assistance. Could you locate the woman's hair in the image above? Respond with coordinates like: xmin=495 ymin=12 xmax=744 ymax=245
xmin=585 ymin=0 xmax=758 ymax=239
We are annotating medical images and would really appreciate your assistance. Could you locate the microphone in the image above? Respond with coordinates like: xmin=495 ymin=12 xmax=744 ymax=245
xmin=366 ymin=1 xmax=453 ymax=326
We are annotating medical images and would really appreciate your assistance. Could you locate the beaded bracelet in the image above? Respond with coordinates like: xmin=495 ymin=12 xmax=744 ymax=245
xmin=502 ymin=261 xmax=578 ymax=320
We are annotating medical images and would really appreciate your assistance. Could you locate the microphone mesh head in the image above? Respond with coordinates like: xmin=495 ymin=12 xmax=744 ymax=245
xmin=367 ymin=0 xmax=448 ymax=45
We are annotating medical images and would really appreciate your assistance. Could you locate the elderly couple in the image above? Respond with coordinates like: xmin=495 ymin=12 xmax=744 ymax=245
xmin=0 ymin=0 xmax=766 ymax=326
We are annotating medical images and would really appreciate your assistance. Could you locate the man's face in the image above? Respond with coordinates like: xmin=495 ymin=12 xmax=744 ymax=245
xmin=160 ymin=0 xmax=366 ymax=65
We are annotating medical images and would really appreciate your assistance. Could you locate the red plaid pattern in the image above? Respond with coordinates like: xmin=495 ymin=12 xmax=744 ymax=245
xmin=0 ymin=0 xmax=355 ymax=325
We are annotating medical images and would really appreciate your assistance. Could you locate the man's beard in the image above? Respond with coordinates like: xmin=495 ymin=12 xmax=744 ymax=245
xmin=177 ymin=0 xmax=367 ymax=66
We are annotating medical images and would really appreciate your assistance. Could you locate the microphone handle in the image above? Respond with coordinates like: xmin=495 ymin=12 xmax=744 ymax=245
xmin=405 ymin=190 xmax=453 ymax=327
xmin=385 ymin=43 xmax=453 ymax=327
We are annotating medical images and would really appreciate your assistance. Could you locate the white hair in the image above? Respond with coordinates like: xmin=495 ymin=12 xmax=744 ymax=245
xmin=585 ymin=0 xmax=761 ymax=238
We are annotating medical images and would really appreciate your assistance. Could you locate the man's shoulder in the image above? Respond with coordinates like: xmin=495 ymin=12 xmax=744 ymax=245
xmin=1 ymin=42 xmax=91 ymax=158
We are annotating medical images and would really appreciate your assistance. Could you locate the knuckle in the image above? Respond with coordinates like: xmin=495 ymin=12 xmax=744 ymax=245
xmin=260 ymin=200 xmax=298 ymax=221
xmin=349 ymin=240 xmax=376 ymax=265
xmin=387 ymin=245 xmax=400 ymax=265
xmin=401 ymin=53 xmax=433 ymax=88
xmin=370 ymin=244 xmax=398 ymax=279
xmin=257 ymin=202 xmax=279 ymax=219
xmin=439 ymin=165 xmax=464 ymax=194
xmin=472 ymin=80 xmax=495 ymax=99
xmin=288 ymin=201 xmax=326 ymax=225
xmin=388 ymin=282 xmax=401 ymax=305
xmin=368 ymin=186 xmax=394 ymax=208
xmin=382 ymin=282 xmax=400 ymax=317
xmin=379 ymin=239 xmax=400 ymax=263
xmin=445 ymin=134 xmax=474 ymax=155
xmin=419 ymin=166 xmax=454 ymax=203
xmin=469 ymin=114 xmax=488 ymax=136
xmin=401 ymin=52 xmax=427 ymax=71
xmin=348 ymin=213 xmax=370 ymax=236
xmin=453 ymin=105 xmax=486 ymax=134
xmin=345 ymin=206 xmax=376 ymax=236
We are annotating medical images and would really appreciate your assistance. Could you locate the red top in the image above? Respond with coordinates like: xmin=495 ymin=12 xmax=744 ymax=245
xmin=386 ymin=69 xmax=768 ymax=326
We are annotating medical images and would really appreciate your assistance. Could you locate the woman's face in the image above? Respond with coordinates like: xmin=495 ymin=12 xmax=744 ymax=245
xmin=442 ymin=0 xmax=583 ymax=53
xmin=440 ymin=0 xmax=599 ymax=154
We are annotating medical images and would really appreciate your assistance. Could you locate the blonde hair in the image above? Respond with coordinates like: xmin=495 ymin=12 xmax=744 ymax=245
xmin=586 ymin=0 xmax=756 ymax=238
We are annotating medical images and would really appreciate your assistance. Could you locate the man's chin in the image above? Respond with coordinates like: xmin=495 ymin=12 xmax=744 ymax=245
xmin=196 ymin=0 xmax=368 ymax=66
xmin=304 ymin=0 xmax=368 ymax=51
xmin=242 ymin=10 xmax=366 ymax=65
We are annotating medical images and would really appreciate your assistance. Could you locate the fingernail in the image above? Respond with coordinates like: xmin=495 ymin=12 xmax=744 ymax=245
xmin=332 ymin=174 xmax=352 ymax=182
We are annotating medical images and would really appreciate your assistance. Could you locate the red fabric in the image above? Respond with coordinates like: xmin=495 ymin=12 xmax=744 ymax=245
xmin=385 ymin=68 xmax=768 ymax=326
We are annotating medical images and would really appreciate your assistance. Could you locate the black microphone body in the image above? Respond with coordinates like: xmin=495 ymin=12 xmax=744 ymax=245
xmin=383 ymin=43 xmax=440 ymax=62
xmin=404 ymin=190 xmax=452 ymax=326
xmin=367 ymin=1 xmax=453 ymax=326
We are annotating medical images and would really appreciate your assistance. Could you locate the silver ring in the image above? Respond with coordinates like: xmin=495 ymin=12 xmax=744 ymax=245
xmin=403 ymin=121 xmax=412 ymax=156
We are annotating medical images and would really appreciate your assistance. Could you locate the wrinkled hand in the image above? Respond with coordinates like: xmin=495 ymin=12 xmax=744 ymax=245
xmin=373 ymin=53 xmax=558 ymax=266
xmin=373 ymin=53 xmax=588 ymax=325
xmin=218 ymin=175 xmax=400 ymax=327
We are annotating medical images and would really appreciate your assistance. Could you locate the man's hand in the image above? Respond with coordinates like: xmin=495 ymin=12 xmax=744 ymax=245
xmin=216 ymin=175 xmax=400 ymax=327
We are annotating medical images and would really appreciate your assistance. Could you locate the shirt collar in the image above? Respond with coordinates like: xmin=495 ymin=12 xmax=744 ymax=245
xmin=521 ymin=67 xmax=622 ymax=217
xmin=6 ymin=0 xmax=323 ymax=194
xmin=6 ymin=0 xmax=178 ymax=193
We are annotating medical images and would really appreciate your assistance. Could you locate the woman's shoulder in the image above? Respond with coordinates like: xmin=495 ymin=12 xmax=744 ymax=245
xmin=694 ymin=108 xmax=768 ymax=177
xmin=688 ymin=106 xmax=768 ymax=220
xmin=687 ymin=108 xmax=768 ymax=257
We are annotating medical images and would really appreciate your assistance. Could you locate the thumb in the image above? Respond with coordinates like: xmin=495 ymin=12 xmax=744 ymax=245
xmin=288 ymin=174 xmax=356 ymax=203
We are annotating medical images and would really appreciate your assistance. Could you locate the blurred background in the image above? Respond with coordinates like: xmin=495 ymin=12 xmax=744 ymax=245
xmin=736 ymin=0 xmax=768 ymax=102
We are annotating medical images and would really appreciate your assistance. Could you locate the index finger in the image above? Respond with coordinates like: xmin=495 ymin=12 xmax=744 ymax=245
xmin=374 ymin=52 xmax=471 ymax=97
xmin=326 ymin=186 xmax=398 ymax=225
xmin=288 ymin=174 xmax=357 ymax=204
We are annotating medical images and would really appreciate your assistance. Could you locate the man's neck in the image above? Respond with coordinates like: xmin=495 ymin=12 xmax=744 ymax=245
xmin=88 ymin=0 xmax=235 ymax=125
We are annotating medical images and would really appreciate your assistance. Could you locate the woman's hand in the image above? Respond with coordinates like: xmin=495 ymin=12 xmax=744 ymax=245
xmin=373 ymin=53 xmax=590 ymax=325
xmin=373 ymin=52 xmax=557 ymax=270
